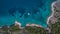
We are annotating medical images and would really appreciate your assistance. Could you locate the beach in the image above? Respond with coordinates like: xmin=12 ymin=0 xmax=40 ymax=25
xmin=26 ymin=24 xmax=43 ymax=27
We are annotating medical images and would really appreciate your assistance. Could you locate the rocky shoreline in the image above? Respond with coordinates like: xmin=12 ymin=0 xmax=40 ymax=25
xmin=47 ymin=1 xmax=57 ymax=25
xmin=0 ymin=1 xmax=59 ymax=34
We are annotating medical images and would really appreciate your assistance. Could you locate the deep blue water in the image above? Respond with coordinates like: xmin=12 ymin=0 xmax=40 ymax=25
xmin=0 ymin=0 xmax=55 ymax=27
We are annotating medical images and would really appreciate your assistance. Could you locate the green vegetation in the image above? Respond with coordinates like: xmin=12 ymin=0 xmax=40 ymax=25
xmin=2 ymin=26 xmax=8 ymax=32
xmin=25 ymin=26 xmax=49 ymax=34
xmin=50 ymin=5 xmax=60 ymax=34
xmin=50 ymin=22 xmax=60 ymax=34
xmin=49 ymin=17 xmax=60 ymax=34
xmin=10 ymin=25 xmax=20 ymax=32
xmin=3 ymin=29 xmax=8 ymax=32
xmin=0 ymin=25 xmax=21 ymax=32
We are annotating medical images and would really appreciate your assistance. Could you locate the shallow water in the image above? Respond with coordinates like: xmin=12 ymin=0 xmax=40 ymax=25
xmin=0 ymin=0 xmax=55 ymax=27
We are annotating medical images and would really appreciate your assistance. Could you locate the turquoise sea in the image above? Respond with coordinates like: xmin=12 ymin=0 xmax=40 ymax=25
xmin=0 ymin=0 xmax=55 ymax=28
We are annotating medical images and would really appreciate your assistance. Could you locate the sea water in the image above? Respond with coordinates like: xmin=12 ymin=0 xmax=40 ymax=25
xmin=0 ymin=0 xmax=55 ymax=27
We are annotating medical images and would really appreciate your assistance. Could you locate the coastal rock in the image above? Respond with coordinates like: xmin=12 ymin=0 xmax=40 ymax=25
xmin=15 ymin=21 xmax=21 ymax=27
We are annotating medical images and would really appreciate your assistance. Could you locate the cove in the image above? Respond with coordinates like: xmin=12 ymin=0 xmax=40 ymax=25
xmin=0 ymin=0 xmax=55 ymax=28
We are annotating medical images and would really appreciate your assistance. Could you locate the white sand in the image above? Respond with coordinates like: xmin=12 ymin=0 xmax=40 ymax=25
xmin=26 ymin=24 xmax=43 ymax=27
